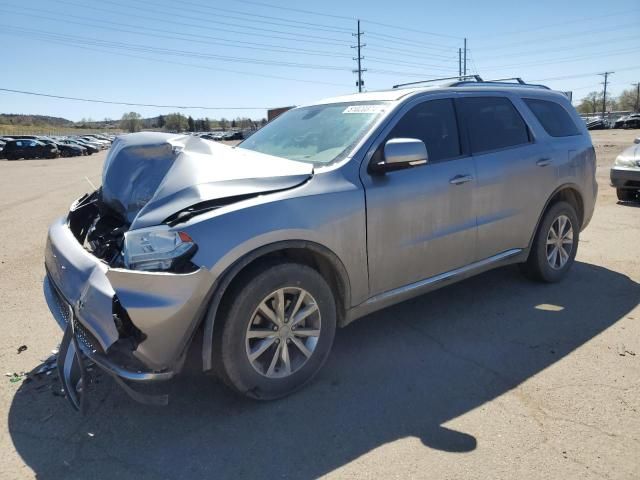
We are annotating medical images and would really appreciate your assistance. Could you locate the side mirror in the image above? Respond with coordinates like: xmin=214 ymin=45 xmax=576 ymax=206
xmin=376 ymin=138 xmax=428 ymax=172
xmin=634 ymin=137 xmax=640 ymax=144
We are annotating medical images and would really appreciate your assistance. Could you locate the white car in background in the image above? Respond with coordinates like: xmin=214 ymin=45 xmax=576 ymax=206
xmin=610 ymin=137 xmax=640 ymax=202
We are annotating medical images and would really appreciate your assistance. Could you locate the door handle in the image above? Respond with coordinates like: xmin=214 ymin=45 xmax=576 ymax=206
xmin=536 ymin=158 xmax=552 ymax=167
xmin=449 ymin=174 xmax=473 ymax=185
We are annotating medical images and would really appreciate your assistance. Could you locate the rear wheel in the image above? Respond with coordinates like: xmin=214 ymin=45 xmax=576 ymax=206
xmin=616 ymin=188 xmax=637 ymax=202
xmin=519 ymin=201 xmax=579 ymax=283
xmin=215 ymin=262 xmax=337 ymax=400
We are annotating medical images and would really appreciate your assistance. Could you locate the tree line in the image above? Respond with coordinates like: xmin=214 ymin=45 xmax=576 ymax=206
xmin=120 ymin=112 xmax=268 ymax=133
xmin=576 ymin=87 xmax=639 ymax=115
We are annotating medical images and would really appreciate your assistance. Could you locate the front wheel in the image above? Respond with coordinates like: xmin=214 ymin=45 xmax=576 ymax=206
xmin=215 ymin=262 xmax=337 ymax=400
xmin=519 ymin=201 xmax=579 ymax=283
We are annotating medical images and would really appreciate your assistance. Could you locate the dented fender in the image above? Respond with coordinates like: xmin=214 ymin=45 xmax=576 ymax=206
xmin=45 ymin=216 xmax=214 ymax=372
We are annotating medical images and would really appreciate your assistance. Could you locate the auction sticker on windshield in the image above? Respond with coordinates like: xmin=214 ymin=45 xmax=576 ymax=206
xmin=343 ymin=105 xmax=386 ymax=114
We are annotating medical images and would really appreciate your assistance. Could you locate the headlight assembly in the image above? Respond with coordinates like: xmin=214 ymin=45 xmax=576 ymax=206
xmin=614 ymin=154 xmax=639 ymax=168
xmin=123 ymin=226 xmax=196 ymax=271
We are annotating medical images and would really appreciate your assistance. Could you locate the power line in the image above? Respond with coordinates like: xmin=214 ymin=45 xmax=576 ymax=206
xmin=0 ymin=87 xmax=271 ymax=110
xmin=474 ymin=7 xmax=640 ymax=41
xmin=365 ymin=32 xmax=458 ymax=52
xmin=0 ymin=31 xmax=351 ymax=88
xmin=479 ymin=47 xmax=640 ymax=71
xmin=475 ymin=34 xmax=640 ymax=61
xmin=49 ymin=0 xmax=352 ymax=47
xmin=476 ymin=21 xmax=639 ymax=51
xmin=530 ymin=66 xmax=640 ymax=82
xmin=100 ymin=0 xmax=351 ymax=44
xmin=0 ymin=6 xmax=353 ymax=59
xmin=359 ymin=19 xmax=461 ymax=40
xmin=230 ymin=0 xmax=355 ymax=21
xmin=0 ymin=26 xmax=352 ymax=72
xmin=128 ymin=0 xmax=352 ymax=34
xmin=366 ymin=45 xmax=457 ymax=61
xmin=229 ymin=0 xmax=462 ymax=40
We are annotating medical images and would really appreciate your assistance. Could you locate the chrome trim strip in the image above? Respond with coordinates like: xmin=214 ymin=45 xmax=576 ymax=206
xmin=362 ymin=248 xmax=522 ymax=307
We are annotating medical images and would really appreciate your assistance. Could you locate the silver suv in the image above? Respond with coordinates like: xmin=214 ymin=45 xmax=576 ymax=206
xmin=44 ymin=80 xmax=597 ymax=408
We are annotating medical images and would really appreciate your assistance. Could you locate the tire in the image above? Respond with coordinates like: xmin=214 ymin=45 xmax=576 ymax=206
xmin=214 ymin=262 xmax=337 ymax=400
xmin=616 ymin=188 xmax=637 ymax=202
xmin=519 ymin=201 xmax=579 ymax=283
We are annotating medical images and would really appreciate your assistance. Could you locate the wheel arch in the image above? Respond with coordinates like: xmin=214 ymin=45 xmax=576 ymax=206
xmin=529 ymin=184 xmax=585 ymax=248
xmin=200 ymin=240 xmax=351 ymax=371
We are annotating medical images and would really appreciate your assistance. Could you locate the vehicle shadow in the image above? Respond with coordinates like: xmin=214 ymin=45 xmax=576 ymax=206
xmin=616 ymin=200 xmax=640 ymax=208
xmin=8 ymin=261 xmax=640 ymax=479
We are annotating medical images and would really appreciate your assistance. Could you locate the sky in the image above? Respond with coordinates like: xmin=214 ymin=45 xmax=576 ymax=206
xmin=0 ymin=0 xmax=638 ymax=122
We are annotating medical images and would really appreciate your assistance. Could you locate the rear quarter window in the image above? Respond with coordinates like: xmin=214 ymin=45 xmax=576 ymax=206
xmin=524 ymin=98 xmax=580 ymax=137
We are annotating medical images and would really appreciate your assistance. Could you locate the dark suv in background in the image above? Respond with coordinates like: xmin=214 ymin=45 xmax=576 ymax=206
xmin=3 ymin=139 xmax=59 ymax=160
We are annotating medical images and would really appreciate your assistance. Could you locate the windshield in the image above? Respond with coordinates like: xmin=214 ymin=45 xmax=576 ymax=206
xmin=238 ymin=102 xmax=389 ymax=165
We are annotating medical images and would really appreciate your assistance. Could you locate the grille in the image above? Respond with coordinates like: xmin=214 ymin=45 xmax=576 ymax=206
xmin=47 ymin=276 xmax=99 ymax=353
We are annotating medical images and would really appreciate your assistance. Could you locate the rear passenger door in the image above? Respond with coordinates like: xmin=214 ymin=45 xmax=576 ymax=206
xmin=456 ymin=94 xmax=556 ymax=260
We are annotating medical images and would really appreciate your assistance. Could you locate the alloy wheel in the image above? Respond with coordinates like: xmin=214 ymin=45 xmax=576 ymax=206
xmin=546 ymin=214 xmax=574 ymax=270
xmin=245 ymin=287 xmax=321 ymax=378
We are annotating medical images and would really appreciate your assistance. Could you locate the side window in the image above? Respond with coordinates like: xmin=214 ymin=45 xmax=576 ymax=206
xmin=524 ymin=98 xmax=580 ymax=137
xmin=16 ymin=141 xmax=23 ymax=147
xmin=387 ymin=98 xmax=461 ymax=162
xmin=458 ymin=97 xmax=530 ymax=154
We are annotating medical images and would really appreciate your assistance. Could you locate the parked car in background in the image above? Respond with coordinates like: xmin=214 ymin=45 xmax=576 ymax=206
xmin=0 ymin=139 xmax=6 ymax=159
xmin=611 ymin=137 xmax=640 ymax=201
xmin=622 ymin=113 xmax=640 ymax=129
xmin=44 ymin=79 xmax=597 ymax=410
xmin=59 ymin=138 xmax=99 ymax=155
xmin=40 ymin=139 xmax=86 ymax=157
xmin=614 ymin=115 xmax=630 ymax=129
xmin=3 ymin=139 xmax=58 ymax=160
xmin=81 ymin=136 xmax=109 ymax=149
xmin=7 ymin=135 xmax=41 ymax=140
xmin=73 ymin=137 xmax=103 ymax=151
xmin=586 ymin=117 xmax=608 ymax=130
xmin=224 ymin=131 xmax=244 ymax=140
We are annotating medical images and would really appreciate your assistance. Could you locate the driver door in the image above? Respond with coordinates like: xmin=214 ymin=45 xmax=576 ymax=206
xmin=360 ymin=97 xmax=477 ymax=296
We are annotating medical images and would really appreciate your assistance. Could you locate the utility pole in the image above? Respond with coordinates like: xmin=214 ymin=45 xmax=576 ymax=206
xmin=599 ymin=71 xmax=613 ymax=119
xmin=463 ymin=38 xmax=467 ymax=76
xmin=351 ymin=20 xmax=366 ymax=93
xmin=458 ymin=48 xmax=462 ymax=78
xmin=633 ymin=82 xmax=640 ymax=112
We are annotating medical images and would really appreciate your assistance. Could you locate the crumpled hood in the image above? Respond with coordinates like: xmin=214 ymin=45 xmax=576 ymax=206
xmin=101 ymin=132 xmax=313 ymax=229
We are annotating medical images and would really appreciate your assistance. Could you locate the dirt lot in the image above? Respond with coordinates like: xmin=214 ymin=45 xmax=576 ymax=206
xmin=0 ymin=131 xmax=638 ymax=479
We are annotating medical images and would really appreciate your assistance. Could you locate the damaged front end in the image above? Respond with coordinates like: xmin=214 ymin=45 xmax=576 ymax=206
xmin=43 ymin=133 xmax=313 ymax=410
xmin=44 ymin=193 xmax=213 ymax=409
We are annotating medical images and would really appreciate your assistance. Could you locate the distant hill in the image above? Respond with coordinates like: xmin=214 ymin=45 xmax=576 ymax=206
xmin=0 ymin=114 xmax=75 ymax=127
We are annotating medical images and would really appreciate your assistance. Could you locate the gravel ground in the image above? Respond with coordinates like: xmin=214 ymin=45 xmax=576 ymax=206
xmin=0 ymin=131 xmax=638 ymax=480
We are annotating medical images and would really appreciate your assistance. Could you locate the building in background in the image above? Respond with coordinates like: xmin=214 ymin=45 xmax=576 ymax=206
xmin=267 ymin=106 xmax=295 ymax=122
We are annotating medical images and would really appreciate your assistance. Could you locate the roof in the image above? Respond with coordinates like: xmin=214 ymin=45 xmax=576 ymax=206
xmin=307 ymin=82 xmax=565 ymax=107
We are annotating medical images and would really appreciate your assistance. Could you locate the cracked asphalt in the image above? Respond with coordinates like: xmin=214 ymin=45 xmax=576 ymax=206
xmin=1 ymin=131 xmax=639 ymax=479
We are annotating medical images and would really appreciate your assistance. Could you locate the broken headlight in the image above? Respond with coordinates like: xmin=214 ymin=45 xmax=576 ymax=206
xmin=123 ymin=226 xmax=196 ymax=271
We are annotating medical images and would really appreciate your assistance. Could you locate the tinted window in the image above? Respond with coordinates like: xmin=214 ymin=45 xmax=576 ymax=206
xmin=524 ymin=98 xmax=580 ymax=137
xmin=459 ymin=97 xmax=530 ymax=154
xmin=387 ymin=98 xmax=461 ymax=162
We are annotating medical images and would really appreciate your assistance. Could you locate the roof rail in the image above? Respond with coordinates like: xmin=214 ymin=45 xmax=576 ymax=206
xmin=453 ymin=77 xmax=551 ymax=90
xmin=486 ymin=77 xmax=526 ymax=84
xmin=393 ymin=75 xmax=483 ymax=89
xmin=392 ymin=75 xmax=550 ymax=90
